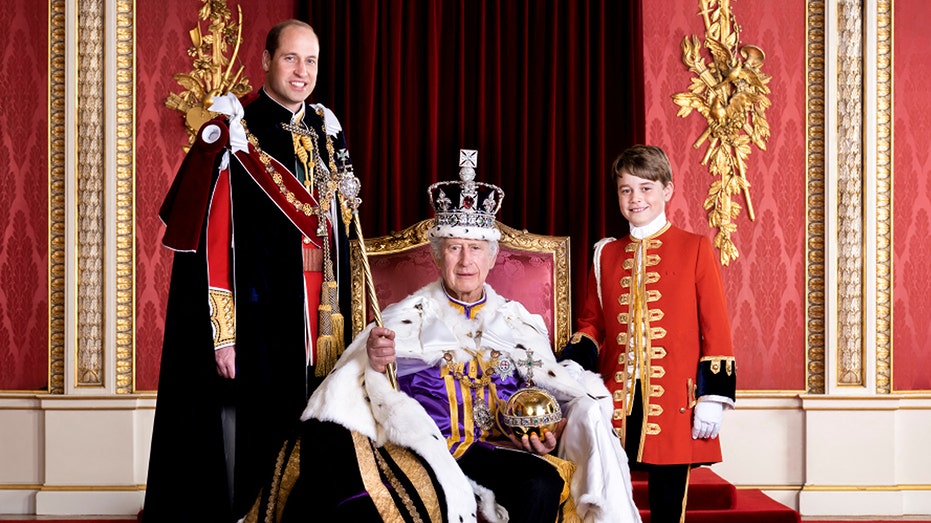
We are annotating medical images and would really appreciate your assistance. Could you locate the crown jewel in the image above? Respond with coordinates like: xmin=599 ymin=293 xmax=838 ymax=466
xmin=427 ymin=150 xmax=504 ymax=241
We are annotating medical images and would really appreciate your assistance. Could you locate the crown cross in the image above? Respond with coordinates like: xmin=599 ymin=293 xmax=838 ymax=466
xmin=427 ymin=148 xmax=504 ymax=241
xmin=459 ymin=149 xmax=478 ymax=169
xmin=336 ymin=148 xmax=350 ymax=168
xmin=516 ymin=345 xmax=543 ymax=385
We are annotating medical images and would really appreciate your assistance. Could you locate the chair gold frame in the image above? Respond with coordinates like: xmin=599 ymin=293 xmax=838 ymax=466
xmin=349 ymin=220 xmax=571 ymax=350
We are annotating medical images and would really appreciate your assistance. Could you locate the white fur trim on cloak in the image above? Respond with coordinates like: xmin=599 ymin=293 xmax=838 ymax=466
xmin=302 ymin=280 xmax=640 ymax=523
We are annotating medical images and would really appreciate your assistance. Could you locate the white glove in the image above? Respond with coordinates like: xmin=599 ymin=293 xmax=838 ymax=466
xmin=691 ymin=401 xmax=723 ymax=439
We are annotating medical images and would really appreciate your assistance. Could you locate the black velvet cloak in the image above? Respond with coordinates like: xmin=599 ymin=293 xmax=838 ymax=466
xmin=143 ymin=89 xmax=353 ymax=522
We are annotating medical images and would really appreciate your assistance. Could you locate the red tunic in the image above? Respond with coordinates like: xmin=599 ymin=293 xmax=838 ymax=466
xmin=574 ymin=224 xmax=735 ymax=465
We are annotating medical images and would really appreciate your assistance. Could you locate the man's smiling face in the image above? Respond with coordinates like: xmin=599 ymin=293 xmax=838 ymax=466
xmin=262 ymin=24 xmax=319 ymax=112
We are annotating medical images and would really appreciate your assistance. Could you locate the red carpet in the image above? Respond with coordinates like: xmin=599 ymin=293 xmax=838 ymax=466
xmin=633 ymin=466 xmax=802 ymax=523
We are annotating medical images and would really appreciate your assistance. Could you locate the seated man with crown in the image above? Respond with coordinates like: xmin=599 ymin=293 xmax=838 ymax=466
xmin=244 ymin=151 xmax=641 ymax=523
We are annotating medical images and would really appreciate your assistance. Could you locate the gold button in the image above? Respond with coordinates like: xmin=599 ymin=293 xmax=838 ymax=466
xmin=679 ymin=407 xmax=686 ymax=413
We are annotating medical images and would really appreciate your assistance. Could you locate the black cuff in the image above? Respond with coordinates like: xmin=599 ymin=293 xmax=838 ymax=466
xmin=696 ymin=357 xmax=736 ymax=400
xmin=557 ymin=335 xmax=599 ymax=372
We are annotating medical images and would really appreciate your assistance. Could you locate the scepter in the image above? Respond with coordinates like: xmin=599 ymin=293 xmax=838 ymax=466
xmin=335 ymin=150 xmax=400 ymax=391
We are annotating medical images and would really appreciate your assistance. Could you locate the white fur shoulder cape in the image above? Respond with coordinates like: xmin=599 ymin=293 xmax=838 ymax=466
xmin=302 ymin=281 xmax=640 ymax=523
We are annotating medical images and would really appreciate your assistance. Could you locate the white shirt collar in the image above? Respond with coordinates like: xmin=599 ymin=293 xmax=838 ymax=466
xmin=629 ymin=213 xmax=668 ymax=239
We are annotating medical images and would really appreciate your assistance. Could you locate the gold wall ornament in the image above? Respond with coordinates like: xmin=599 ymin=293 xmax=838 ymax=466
xmin=165 ymin=0 xmax=252 ymax=145
xmin=672 ymin=0 xmax=772 ymax=265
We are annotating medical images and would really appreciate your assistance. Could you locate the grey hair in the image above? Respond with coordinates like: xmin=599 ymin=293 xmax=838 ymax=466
xmin=429 ymin=236 xmax=499 ymax=260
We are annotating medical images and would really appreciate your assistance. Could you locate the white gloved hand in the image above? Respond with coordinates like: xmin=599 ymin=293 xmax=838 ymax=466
xmin=691 ymin=401 xmax=724 ymax=439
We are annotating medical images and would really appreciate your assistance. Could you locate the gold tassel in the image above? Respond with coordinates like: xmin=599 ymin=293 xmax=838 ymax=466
xmin=292 ymin=133 xmax=315 ymax=192
xmin=314 ymin=333 xmax=337 ymax=377
xmin=314 ymin=292 xmax=345 ymax=376
xmin=330 ymin=310 xmax=345 ymax=355
xmin=314 ymin=229 xmax=344 ymax=377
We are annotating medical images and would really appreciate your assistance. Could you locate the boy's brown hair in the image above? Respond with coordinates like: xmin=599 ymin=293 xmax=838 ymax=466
xmin=611 ymin=145 xmax=673 ymax=186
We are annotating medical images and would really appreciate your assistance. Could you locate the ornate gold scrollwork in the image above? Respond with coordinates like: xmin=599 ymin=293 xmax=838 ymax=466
xmin=165 ymin=0 xmax=252 ymax=146
xmin=672 ymin=0 xmax=772 ymax=265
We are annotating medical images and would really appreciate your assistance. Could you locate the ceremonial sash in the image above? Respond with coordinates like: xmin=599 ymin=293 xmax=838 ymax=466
xmin=231 ymin=143 xmax=323 ymax=240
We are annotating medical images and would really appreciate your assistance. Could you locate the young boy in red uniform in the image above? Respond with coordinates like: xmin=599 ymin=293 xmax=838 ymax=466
xmin=560 ymin=145 xmax=736 ymax=523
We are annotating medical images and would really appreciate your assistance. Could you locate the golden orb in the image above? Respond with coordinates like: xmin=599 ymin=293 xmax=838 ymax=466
xmin=502 ymin=386 xmax=562 ymax=438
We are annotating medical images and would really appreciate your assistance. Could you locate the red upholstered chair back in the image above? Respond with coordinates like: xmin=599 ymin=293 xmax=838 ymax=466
xmin=349 ymin=220 xmax=571 ymax=349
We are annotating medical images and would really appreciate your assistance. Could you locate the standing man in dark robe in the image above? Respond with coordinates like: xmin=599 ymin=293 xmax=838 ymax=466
xmin=143 ymin=19 xmax=356 ymax=522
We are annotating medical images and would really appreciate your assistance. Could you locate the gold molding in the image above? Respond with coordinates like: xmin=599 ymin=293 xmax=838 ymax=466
xmin=802 ymin=484 xmax=931 ymax=492
xmin=836 ymin=0 xmax=865 ymax=387
xmin=742 ymin=483 xmax=931 ymax=491
xmin=48 ymin=0 xmax=66 ymax=394
xmin=875 ymin=0 xmax=892 ymax=394
xmin=76 ymin=0 xmax=105 ymax=387
xmin=672 ymin=0 xmax=772 ymax=266
xmin=115 ymin=0 xmax=136 ymax=394
xmin=806 ymin=0 xmax=827 ymax=394
xmin=165 ymin=0 xmax=252 ymax=146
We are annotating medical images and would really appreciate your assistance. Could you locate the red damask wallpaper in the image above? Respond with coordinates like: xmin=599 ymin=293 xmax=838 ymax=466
xmin=643 ymin=0 xmax=808 ymax=391
xmin=0 ymin=2 xmax=921 ymax=394
xmin=0 ymin=1 xmax=49 ymax=391
xmin=134 ymin=0 xmax=811 ymax=393
xmin=134 ymin=0 xmax=298 ymax=391
xmin=892 ymin=0 xmax=931 ymax=392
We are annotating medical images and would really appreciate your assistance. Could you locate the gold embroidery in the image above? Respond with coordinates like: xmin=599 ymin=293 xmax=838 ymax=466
xmin=645 ymin=422 xmax=661 ymax=435
xmin=208 ymin=288 xmax=235 ymax=348
xmin=651 ymin=346 xmax=667 ymax=359
xmin=351 ymin=431 xmax=406 ymax=522
xmin=386 ymin=441 xmax=443 ymax=523
xmin=648 ymin=403 xmax=663 ymax=417
xmin=650 ymin=384 xmax=665 ymax=397
xmin=274 ymin=440 xmax=302 ymax=523
xmin=613 ymin=389 xmax=625 ymax=403
xmin=622 ymin=258 xmax=635 ymax=270
xmin=620 ymin=276 xmax=632 ymax=288
xmin=617 ymin=312 xmax=629 ymax=324
xmin=370 ymin=439 xmax=425 ymax=523
xmin=618 ymin=293 xmax=630 ymax=305
xmin=645 ymin=271 xmax=660 ymax=284
xmin=542 ymin=454 xmax=580 ymax=517
xmin=442 ymin=350 xmax=504 ymax=457
xmin=649 ymin=308 xmax=664 ymax=322
xmin=651 ymin=326 xmax=667 ymax=340
xmin=701 ymin=356 xmax=737 ymax=376
xmin=616 ymin=332 xmax=628 ymax=346
xmin=646 ymin=289 xmax=662 ymax=302
xmin=645 ymin=254 xmax=661 ymax=266
xmin=651 ymin=366 xmax=666 ymax=379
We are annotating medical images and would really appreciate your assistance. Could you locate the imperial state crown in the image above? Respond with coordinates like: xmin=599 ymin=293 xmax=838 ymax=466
xmin=427 ymin=149 xmax=504 ymax=241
